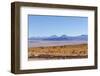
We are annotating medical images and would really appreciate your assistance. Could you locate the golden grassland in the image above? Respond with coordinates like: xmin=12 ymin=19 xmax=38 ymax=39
xmin=28 ymin=44 xmax=88 ymax=59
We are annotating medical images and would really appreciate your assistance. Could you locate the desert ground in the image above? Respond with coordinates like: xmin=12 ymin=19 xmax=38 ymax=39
xmin=28 ymin=44 xmax=88 ymax=60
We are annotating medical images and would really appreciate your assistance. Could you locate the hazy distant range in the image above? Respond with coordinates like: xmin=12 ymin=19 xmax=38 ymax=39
xmin=28 ymin=35 xmax=88 ymax=48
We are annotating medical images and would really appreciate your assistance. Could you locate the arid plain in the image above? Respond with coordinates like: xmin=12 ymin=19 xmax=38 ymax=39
xmin=28 ymin=43 xmax=88 ymax=60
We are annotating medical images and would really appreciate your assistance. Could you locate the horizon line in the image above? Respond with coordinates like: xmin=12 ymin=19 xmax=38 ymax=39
xmin=29 ymin=34 xmax=88 ymax=38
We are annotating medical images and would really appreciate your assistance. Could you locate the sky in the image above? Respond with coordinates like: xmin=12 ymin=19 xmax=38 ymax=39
xmin=28 ymin=15 xmax=88 ymax=38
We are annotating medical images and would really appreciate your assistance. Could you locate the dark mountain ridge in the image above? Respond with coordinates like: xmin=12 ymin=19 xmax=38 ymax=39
xmin=29 ymin=35 xmax=88 ymax=41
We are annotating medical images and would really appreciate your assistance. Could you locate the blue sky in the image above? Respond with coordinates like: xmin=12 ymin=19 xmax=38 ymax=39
xmin=28 ymin=15 xmax=88 ymax=38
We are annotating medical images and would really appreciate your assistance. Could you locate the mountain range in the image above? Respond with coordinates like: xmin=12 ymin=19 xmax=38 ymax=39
xmin=29 ymin=35 xmax=88 ymax=41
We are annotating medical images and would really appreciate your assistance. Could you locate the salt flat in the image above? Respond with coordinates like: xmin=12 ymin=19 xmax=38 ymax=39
xmin=29 ymin=40 xmax=87 ymax=47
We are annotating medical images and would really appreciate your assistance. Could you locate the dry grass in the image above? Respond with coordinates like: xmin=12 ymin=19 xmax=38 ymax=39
xmin=28 ymin=44 xmax=88 ymax=59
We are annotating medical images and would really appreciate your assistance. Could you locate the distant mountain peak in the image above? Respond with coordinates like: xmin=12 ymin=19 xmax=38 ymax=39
xmin=50 ymin=35 xmax=58 ymax=38
xmin=60 ymin=35 xmax=67 ymax=38
xmin=79 ymin=35 xmax=88 ymax=37
xmin=80 ymin=34 xmax=87 ymax=36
